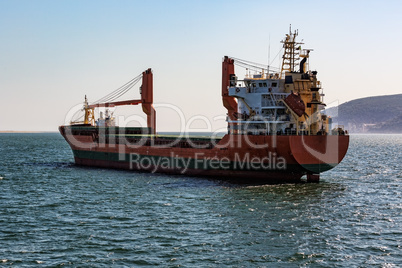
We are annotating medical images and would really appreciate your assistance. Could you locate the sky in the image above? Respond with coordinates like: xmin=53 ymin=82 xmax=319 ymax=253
xmin=1 ymin=0 xmax=401 ymax=132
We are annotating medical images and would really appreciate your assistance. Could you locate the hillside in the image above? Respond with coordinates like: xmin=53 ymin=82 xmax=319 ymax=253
xmin=325 ymin=94 xmax=402 ymax=133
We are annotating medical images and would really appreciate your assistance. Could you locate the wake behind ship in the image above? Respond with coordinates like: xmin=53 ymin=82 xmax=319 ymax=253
xmin=59 ymin=29 xmax=349 ymax=183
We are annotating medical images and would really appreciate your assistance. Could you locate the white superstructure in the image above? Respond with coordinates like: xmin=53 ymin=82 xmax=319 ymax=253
xmin=225 ymin=28 xmax=332 ymax=136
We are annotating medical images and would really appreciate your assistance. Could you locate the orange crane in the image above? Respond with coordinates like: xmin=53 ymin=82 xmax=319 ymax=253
xmin=82 ymin=68 xmax=156 ymax=134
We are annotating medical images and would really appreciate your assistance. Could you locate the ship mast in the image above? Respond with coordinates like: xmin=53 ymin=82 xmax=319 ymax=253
xmin=83 ymin=95 xmax=95 ymax=126
xmin=280 ymin=25 xmax=303 ymax=78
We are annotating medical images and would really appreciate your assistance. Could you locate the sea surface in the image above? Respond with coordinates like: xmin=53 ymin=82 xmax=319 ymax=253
xmin=0 ymin=133 xmax=401 ymax=267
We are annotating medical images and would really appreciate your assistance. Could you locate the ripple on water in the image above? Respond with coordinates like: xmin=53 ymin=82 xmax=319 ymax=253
xmin=0 ymin=134 xmax=402 ymax=266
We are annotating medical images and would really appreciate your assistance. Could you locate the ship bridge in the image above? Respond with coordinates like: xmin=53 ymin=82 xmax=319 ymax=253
xmin=227 ymin=74 xmax=290 ymax=135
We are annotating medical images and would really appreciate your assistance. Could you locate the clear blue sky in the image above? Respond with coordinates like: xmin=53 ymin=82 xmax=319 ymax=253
xmin=1 ymin=0 xmax=401 ymax=131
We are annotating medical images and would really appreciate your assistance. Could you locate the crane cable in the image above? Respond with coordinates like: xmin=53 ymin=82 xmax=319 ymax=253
xmin=229 ymin=48 xmax=283 ymax=74
xmin=91 ymin=73 xmax=143 ymax=105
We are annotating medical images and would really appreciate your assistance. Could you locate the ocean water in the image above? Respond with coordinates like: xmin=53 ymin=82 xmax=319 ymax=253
xmin=0 ymin=133 xmax=401 ymax=267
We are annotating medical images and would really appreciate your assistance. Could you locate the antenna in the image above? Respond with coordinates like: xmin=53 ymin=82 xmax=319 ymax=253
xmin=267 ymin=34 xmax=271 ymax=75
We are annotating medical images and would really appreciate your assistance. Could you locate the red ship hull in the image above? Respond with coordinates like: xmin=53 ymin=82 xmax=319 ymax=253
xmin=59 ymin=126 xmax=349 ymax=183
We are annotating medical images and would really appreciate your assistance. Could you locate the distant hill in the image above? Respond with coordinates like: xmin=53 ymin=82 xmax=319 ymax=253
xmin=325 ymin=94 xmax=402 ymax=133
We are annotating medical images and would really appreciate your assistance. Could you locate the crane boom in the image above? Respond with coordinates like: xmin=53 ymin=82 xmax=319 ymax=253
xmin=88 ymin=99 xmax=142 ymax=108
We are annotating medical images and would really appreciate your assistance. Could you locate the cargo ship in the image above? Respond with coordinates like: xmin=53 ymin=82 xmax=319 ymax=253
xmin=59 ymin=29 xmax=349 ymax=183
